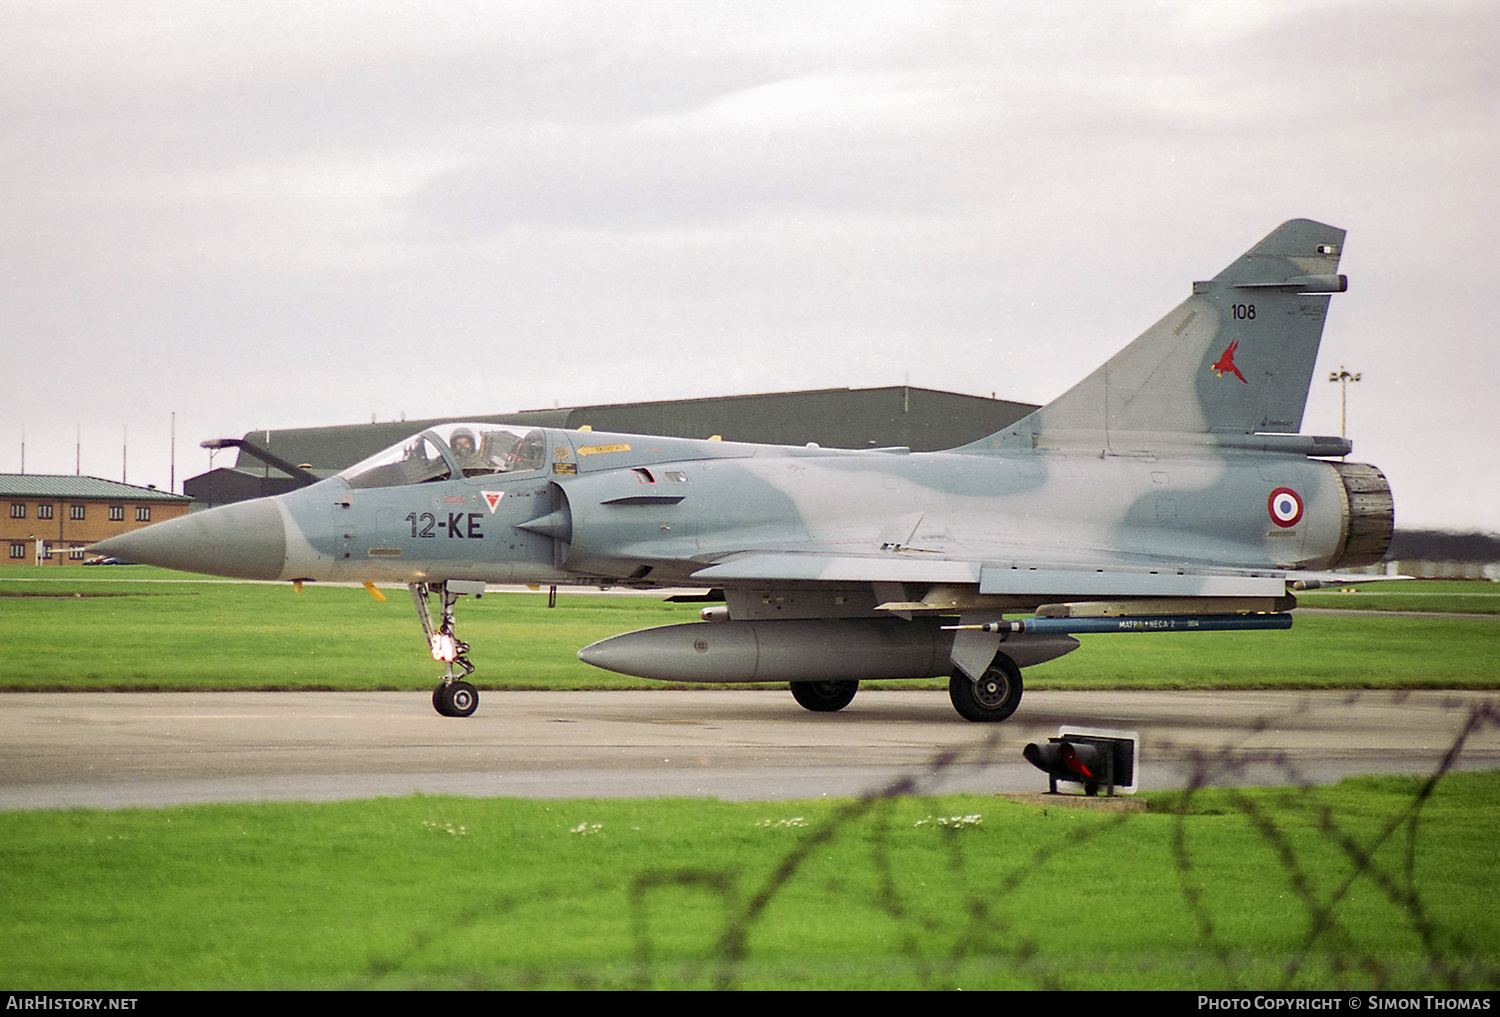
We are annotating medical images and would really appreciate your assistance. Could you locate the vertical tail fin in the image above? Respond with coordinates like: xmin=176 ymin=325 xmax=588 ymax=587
xmin=971 ymin=220 xmax=1348 ymax=452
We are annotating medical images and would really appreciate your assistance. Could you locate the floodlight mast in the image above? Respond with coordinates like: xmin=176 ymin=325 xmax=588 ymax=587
xmin=1328 ymin=366 xmax=1361 ymax=458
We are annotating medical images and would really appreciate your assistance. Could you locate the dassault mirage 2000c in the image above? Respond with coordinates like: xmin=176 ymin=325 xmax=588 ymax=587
xmin=94 ymin=220 xmax=1393 ymax=722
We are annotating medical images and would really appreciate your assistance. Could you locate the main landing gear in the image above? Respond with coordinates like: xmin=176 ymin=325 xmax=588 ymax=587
xmin=788 ymin=654 xmax=1025 ymax=722
xmin=948 ymin=652 xmax=1024 ymax=723
xmin=411 ymin=582 xmax=479 ymax=717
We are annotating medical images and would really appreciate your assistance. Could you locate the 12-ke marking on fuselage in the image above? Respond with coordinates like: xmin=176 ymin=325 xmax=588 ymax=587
xmin=405 ymin=512 xmax=484 ymax=538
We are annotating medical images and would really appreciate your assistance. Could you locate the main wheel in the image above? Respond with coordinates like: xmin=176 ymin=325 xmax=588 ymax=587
xmin=433 ymin=680 xmax=479 ymax=718
xmin=790 ymin=679 xmax=859 ymax=712
xmin=948 ymin=656 xmax=1023 ymax=722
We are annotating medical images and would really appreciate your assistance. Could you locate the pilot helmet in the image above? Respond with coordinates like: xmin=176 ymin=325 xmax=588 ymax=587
xmin=449 ymin=427 xmax=478 ymax=454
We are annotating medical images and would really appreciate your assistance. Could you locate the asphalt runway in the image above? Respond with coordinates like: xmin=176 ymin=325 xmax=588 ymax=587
xmin=1 ymin=689 xmax=1496 ymax=810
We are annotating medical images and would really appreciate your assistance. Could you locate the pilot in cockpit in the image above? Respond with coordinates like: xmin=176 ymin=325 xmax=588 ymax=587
xmin=448 ymin=428 xmax=486 ymax=472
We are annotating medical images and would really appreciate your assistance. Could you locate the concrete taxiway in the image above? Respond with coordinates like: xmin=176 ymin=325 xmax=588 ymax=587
xmin=1 ymin=689 xmax=1495 ymax=809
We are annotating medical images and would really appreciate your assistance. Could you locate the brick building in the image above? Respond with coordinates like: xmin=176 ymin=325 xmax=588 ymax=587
xmin=1 ymin=475 xmax=192 ymax=566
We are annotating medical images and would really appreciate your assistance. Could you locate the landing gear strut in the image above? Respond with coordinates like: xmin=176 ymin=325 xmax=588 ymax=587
xmin=411 ymin=582 xmax=479 ymax=717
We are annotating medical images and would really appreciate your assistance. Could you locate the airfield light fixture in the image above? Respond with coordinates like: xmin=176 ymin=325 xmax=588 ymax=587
xmin=1023 ymin=727 xmax=1139 ymax=796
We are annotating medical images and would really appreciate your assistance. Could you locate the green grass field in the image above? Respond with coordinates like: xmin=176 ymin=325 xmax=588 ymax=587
xmin=1 ymin=773 xmax=1495 ymax=990
xmin=0 ymin=569 xmax=691 ymax=691
xmin=1298 ymin=579 xmax=1500 ymax=615
xmin=1 ymin=569 xmax=1497 ymax=692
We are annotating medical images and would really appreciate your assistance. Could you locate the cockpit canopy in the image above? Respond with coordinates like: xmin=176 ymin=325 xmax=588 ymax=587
xmin=338 ymin=422 xmax=548 ymax=490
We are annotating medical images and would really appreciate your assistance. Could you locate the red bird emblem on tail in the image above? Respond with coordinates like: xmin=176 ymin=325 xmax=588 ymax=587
xmin=1211 ymin=341 xmax=1248 ymax=383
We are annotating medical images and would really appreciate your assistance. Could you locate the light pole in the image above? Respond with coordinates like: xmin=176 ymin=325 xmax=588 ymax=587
xmin=1328 ymin=366 xmax=1361 ymax=457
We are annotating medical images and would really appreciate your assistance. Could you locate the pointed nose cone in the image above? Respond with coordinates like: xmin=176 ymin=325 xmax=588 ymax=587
xmin=90 ymin=498 xmax=288 ymax=580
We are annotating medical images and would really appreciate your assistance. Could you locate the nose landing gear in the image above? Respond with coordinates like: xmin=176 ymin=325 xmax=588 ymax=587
xmin=411 ymin=582 xmax=479 ymax=717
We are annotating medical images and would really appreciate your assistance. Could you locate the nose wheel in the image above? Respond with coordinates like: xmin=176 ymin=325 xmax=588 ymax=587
xmin=433 ymin=679 xmax=478 ymax=718
xmin=411 ymin=582 xmax=480 ymax=718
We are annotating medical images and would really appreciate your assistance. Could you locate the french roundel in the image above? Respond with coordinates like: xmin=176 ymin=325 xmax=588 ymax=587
xmin=1267 ymin=487 xmax=1303 ymax=528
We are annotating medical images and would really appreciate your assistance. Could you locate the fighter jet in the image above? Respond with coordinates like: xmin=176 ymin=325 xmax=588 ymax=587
xmin=93 ymin=220 xmax=1392 ymax=722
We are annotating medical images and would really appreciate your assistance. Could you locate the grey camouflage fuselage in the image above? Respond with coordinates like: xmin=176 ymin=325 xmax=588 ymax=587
xmin=93 ymin=220 xmax=1393 ymax=721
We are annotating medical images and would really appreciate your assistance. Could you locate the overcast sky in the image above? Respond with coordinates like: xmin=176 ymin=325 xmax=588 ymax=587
xmin=3 ymin=1 xmax=1496 ymax=532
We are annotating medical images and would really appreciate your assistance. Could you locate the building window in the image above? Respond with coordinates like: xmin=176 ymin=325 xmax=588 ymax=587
xmin=38 ymin=504 xmax=53 ymax=520
xmin=9 ymin=543 xmax=25 ymax=559
xmin=70 ymin=505 xmax=85 ymax=521
xmin=69 ymin=547 xmax=86 ymax=560
xmin=9 ymin=503 xmax=24 ymax=519
xmin=136 ymin=506 xmax=151 ymax=522
xmin=109 ymin=505 xmax=125 ymax=522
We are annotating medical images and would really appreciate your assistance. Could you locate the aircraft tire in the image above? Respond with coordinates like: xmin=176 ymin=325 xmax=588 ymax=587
xmin=789 ymin=679 xmax=859 ymax=712
xmin=948 ymin=656 xmax=1023 ymax=722
xmin=433 ymin=681 xmax=479 ymax=718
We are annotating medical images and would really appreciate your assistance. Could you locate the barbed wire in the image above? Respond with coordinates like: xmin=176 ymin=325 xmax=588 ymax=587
xmin=364 ymin=694 xmax=1499 ymax=990
xmin=625 ymin=697 xmax=1499 ymax=990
